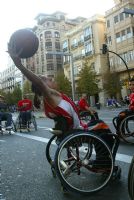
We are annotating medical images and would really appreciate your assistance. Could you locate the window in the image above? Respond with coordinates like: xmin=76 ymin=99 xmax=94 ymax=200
xmin=72 ymin=38 xmax=77 ymax=46
xmin=45 ymin=42 xmax=52 ymax=49
xmin=63 ymin=40 xmax=68 ymax=49
xmin=121 ymin=30 xmax=126 ymax=41
xmin=107 ymin=36 xmax=112 ymax=45
xmin=106 ymin=20 xmax=110 ymax=28
xmin=114 ymin=15 xmax=119 ymax=24
xmin=125 ymin=13 xmax=129 ymax=18
xmin=84 ymin=26 xmax=92 ymax=37
xmin=47 ymin=63 xmax=54 ymax=70
xmin=116 ymin=32 xmax=121 ymax=43
xmin=119 ymin=13 xmax=124 ymax=21
xmin=45 ymin=31 xmax=52 ymax=38
xmin=85 ymin=42 xmax=93 ymax=54
xmin=55 ymin=42 xmax=60 ymax=49
xmin=127 ymin=27 xmax=132 ymax=38
xmin=81 ymin=49 xmax=85 ymax=56
xmin=55 ymin=31 xmax=60 ymax=38
xmin=80 ymin=34 xmax=84 ymax=41
xmin=46 ymin=54 xmax=53 ymax=59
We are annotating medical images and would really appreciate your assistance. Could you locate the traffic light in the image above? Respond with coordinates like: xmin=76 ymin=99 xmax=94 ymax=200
xmin=102 ymin=44 xmax=108 ymax=54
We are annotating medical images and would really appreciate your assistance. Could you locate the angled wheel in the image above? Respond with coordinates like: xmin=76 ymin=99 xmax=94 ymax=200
xmin=54 ymin=132 xmax=114 ymax=195
xmin=120 ymin=114 xmax=134 ymax=144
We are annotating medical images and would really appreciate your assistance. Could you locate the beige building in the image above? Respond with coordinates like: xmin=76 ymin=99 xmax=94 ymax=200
xmin=105 ymin=0 xmax=134 ymax=99
xmin=26 ymin=11 xmax=86 ymax=78
xmin=61 ymin=15 xmax=107 ymax=105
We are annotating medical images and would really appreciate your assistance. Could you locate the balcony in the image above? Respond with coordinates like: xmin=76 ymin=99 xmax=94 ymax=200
xmin=71 ymin=43 xmax=78 ymax=50
xmin=78 ymin=40 xmax=84 ymax=46
xmin=84 ymin=35 xmax=91 ymax=41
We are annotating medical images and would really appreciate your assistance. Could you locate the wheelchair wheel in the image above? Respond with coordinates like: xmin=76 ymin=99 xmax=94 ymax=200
xmin=54 ymin=132 xmax=114 ymax=195
xmin=128 ymin=155 xmax=134 ymax=200
xmin=46 ymin=135 xmax=57 ymax=164
xmin=119 ymin=114 xmax=134 ymax=144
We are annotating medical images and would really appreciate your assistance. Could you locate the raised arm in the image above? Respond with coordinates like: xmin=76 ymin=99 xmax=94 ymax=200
xmin=7 ymin=42 xmax=56 ymax=100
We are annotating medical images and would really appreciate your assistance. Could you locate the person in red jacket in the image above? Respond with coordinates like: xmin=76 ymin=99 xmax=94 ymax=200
xmin=78 ymin=93 xmax=99 ymax=120
xmin=17 ymin=96 xmax=33 ymax=126
xmin=128 ymin=77 xmax=134 ymax=111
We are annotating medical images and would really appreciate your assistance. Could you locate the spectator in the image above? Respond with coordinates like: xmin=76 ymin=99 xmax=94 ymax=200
xmin=17 ymin=96 xmax=33 ymax=126
xmin=0 ymin=95 xmax=13 ymax=130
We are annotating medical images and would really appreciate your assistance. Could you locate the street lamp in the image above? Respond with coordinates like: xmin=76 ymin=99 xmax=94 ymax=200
xmin=46 ymin=51 xmax=75 ymax=101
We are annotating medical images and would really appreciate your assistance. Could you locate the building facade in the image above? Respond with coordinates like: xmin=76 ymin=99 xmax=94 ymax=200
xmin=105 ymin=0 xmax=134 ymax=99
xmin=61 ymin=15 xmax=107 ymax=105
xmin=26 ymin=11 xmax=86 ymax=78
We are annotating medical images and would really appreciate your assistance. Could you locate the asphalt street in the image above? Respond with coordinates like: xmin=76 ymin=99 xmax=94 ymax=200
xmin=0 ymin=108 xmax=133 ymax=200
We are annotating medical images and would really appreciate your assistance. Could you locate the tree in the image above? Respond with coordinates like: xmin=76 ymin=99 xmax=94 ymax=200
xmin=12 ymin=84 xmax=22 ymax=105
xmin=23 ymin=80 xmax=33 ymax=99
xmin=102 ymin=70 xmax=122 ymax=98
xmin=55 ymin=71 xmax=72 ymax=97
xmin=77 ymin=60 xmax=100 ymax=97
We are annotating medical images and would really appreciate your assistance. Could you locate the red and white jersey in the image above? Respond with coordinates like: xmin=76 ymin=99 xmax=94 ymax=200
xmin=44 ymin=93 xmax=87 ymax=130
xmin=129 ymin=93 xmax=134 ymax=111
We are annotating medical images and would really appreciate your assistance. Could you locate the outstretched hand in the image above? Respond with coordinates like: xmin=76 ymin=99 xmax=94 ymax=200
xmin=7 ymin=40 xmax=23 ymax=66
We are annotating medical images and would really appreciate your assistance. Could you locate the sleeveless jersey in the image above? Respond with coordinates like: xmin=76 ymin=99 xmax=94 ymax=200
xmin=44 ymin=93 xmax=84 ymax=130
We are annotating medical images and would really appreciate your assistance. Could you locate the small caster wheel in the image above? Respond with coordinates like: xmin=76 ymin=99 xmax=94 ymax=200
xmin=51 ymin=166 xmax=56 ymax=178
xmin=61 ymin=184 xmax=68 ymax=194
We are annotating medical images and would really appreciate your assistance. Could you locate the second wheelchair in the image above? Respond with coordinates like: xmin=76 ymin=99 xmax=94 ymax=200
xmin=113 ymin=110 xmax=134 ymax=144
xmin=15 ymin=111 xmax=37 ymax=132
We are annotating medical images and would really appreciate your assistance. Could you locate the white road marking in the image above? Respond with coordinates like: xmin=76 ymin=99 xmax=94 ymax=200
xmin=15 ymin=132 xmax=133 ymax=164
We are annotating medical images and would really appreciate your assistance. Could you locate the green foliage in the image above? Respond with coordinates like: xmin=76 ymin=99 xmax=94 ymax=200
xmin=103 ymin=70 xmax=121 ymax=97
xmin=23 ymin=80 xmax=32 ymax=97
xmin=0 ymin=84 xmax=22 ymax=105
xmin=77 ymin=60 xmax=100 ymax=96
xmin=55 ymin=71 xmax=72 ymax=96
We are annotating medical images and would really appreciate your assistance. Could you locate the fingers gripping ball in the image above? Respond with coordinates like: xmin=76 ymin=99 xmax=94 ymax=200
xmin=9 ymin=29 xmax=39 ymax=58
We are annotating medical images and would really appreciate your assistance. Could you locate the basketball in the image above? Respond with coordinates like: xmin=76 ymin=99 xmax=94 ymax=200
xmin=9 ymin=29 xmax=39 ymax=58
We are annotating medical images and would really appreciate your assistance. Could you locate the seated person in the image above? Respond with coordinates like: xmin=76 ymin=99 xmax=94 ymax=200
xmin=0 ymin=95 xmax=13 ymax=130
xmin=17 ymin=95 xmax=33 ymax=126
xmin=8 ymin=44 xmax=117 ymax=167
xmin=115 ymin=77 xmax=134 ymax=131
xmin=78 ymin=93 xmax=99 ymax=120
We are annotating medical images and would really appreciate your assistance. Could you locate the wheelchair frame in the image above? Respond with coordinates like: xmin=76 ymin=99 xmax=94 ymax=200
xmin=113 ymin=113 xmax=134 ymax=144
xmin=45 ymin=117 xmax=121 ymax=195
xmin=15 ymin=111 xmax=37 ymax=132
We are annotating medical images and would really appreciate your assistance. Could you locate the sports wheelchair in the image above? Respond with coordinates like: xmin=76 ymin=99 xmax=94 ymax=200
xmin=15 ymin=111 xmax=37 ymax=132
xmin=128 ymin=155 xmax=134 ymax=200
xmin=46 ymin=116 xmax=121 ymax=195
xmin=113 ymin=110 xmax=134 ymax=144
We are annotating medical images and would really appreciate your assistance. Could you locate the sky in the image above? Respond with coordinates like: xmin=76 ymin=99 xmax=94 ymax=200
xmin=0 ymin=0 xmax=115 ymax=72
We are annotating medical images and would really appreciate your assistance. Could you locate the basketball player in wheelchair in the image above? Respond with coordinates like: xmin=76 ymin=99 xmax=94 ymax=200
xmin=16 ymin=95 xmax=37 ymax=131
xmin=113 ymin=77 xmax=134 ymax=143
xmin=8 ymin=42 xmax=121 ymax=194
